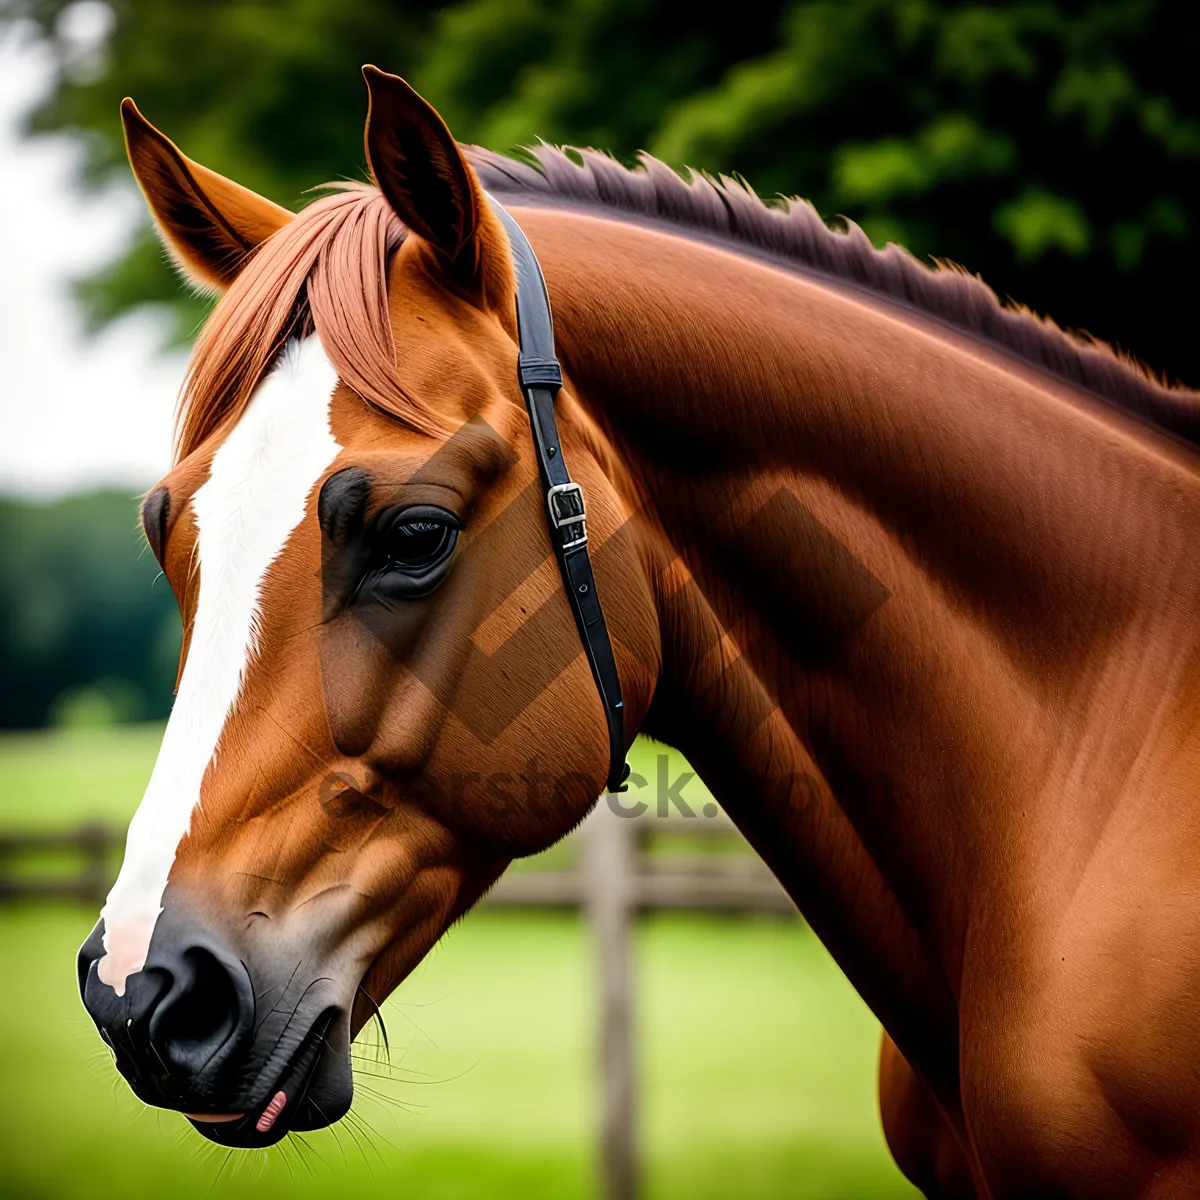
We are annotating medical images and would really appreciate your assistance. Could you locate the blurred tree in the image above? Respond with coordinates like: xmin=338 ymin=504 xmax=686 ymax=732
xmin=0 ymin=1 xmax=1197 ymax=730
xmin=2 ymin=0 xmax=1197 ymax=380
xmin=0 ymin=491 xmax=180 ymax=729
xmin=649 ymin=0 xmax=1199 ymax=384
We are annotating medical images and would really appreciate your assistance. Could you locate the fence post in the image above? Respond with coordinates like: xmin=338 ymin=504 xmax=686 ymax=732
xmin=585 ymin=798 xmax=638 ymax=1200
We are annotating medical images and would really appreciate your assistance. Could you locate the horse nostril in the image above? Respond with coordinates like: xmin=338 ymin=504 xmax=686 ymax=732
xmin=150 ymin=946 xmax=248 ymax=1075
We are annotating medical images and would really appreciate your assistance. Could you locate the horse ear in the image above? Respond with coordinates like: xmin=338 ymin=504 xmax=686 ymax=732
xmin=121 ymin=98 xmax=293 ymax=292
xmin=362 ymin=66 xmax=491 ymax=288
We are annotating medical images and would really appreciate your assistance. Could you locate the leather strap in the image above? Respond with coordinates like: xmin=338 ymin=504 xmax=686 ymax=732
xmin=487 ymin=195 xmax=630 ymax=794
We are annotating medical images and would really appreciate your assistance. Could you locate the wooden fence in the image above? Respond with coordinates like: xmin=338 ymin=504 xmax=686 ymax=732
xmin=0 ymin=821 xmax=118 ymax=903
xmin=0 ymin=802 xmax=796 ymax=1199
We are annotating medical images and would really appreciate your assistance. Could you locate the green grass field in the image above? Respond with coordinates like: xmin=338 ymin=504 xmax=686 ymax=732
xmin=0 ymin=725 xmax=918 ymax=1199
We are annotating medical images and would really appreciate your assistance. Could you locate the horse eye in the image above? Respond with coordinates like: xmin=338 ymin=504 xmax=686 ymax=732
xmin=385 ymin=519 xmax=455 ymax=570
xmin=373 ymin=505 xmax=462 ymax=587
xmin=357 ymin=504 xmax=463 ymax=602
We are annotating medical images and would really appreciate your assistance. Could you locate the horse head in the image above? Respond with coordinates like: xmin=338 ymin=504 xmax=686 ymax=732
xmin=77 ymin=67 xmax=658 ymax=1146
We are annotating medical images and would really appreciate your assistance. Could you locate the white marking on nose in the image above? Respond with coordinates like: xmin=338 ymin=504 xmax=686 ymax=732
xmin=96 ymin=337 xmax=342 ymax=995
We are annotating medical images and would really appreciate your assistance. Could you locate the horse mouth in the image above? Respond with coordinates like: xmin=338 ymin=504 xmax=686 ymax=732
xmin=187 ymin=1010 xmax=340 ymax=1148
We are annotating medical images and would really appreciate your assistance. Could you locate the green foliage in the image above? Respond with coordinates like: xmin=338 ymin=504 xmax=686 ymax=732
xmin=47 ymin=676 xmax=143 ymax=726
xmin=4 ymin=0 xmax=1197 ymax=378
xmin=0 ymin=490 xmax=180 ymax=728
xmin=0 ymin=1 xmax=1196 ymax=727
xmin=993 ymin=185 xmax=1091 ymax=261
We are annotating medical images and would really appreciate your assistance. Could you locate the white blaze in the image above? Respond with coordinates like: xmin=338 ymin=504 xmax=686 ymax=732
xmin=96 ymin=337 xmax=342 ymax=995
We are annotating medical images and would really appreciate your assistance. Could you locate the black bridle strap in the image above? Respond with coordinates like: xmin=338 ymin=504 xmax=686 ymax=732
xmin=487 ymin=195 xmax=630 ymax=794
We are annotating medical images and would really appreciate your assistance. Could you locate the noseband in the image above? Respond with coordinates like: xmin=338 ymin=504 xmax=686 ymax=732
xmin=487 ymin=196 xmax=630 ymax=794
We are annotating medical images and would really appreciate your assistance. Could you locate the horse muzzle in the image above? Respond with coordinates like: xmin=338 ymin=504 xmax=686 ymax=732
xmin=76 ymin=905 xmax=353 ymax=1147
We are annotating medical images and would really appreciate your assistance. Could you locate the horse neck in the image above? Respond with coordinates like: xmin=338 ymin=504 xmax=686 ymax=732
xmin=520 ymin=204 xmax=1200 ymax=1063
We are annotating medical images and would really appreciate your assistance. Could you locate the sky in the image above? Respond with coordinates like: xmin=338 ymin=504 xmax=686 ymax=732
xmin=0 ymin=17 xmax=184 ymax=499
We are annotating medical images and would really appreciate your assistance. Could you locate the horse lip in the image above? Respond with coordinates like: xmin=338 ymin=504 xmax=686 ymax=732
xmin=186 ymin=1010 xmax=337 ymax=1148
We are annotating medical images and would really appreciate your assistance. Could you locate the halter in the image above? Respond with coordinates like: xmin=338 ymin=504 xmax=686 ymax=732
xmin=487 ymin=196 xmax=630 ymax=794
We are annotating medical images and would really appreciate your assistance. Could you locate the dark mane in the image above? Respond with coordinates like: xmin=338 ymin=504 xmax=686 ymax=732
xmin=469 ymin=144 xmax=1200 ymax=446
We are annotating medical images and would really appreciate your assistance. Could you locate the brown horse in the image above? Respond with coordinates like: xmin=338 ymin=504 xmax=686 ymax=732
xmin=77 ymin=66 xmax=1200 ymax=1197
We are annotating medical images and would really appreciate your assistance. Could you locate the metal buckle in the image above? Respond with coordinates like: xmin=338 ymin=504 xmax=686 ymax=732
xmin=547 ymin=481 xmax=587 ymax=550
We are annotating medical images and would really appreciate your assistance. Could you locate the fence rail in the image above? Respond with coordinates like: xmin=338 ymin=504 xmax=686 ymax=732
xmin=0 ymin=821 xmax=119 ymax=903
xmin=0 ymin=804 xmax=797 ymax=1200
xmin=0 ymin=810 xmax=794 ymax=915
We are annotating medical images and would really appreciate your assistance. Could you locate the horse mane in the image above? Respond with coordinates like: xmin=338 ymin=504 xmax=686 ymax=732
xmin=181 ymin=147 xmax=1199 ymax=461
xmin=177 ymin=184 xmax=446 ymax=461
xmin=468 ymin=144 xmax=1200 ymax=446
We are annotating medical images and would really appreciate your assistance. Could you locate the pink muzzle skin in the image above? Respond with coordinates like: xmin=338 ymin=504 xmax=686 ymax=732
xmin=255 ymin=1090 xmax=288 ymax=1134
